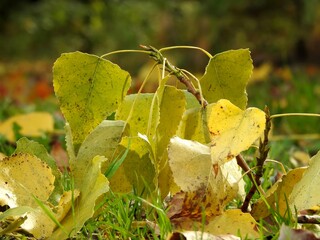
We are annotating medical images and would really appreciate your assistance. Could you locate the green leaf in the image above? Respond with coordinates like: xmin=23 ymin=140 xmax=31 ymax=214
xmin=115 ymin=93 xmax=158 ymax=137
xmin=156 ymin=86 xmax=186 ymax=157
xmin=53 ymin=51 xmax=131 ymax=152
xmin=51 ymin=155 xmax=109 ymax=239
xmin=109 ymin=136 xmax=156 ymax=195
xmin=177 ymin=103 xmax=214 ymax=144
xmin=200 ymin=49 xmax=253 ymax=109
xmin=73 ymin=120 xmax=126 ymax=188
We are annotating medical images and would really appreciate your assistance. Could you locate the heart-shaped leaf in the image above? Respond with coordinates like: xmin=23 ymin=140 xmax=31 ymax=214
xmin=208 ymin=99 xmax=265 ymax=164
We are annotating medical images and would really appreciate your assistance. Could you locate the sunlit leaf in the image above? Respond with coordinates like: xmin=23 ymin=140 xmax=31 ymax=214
xmin=0 ymin=112 xmax=54 ymax=142
xmin=53 ymin=51 xmax=131 ymax=152
xmin=201 ymin=49 xmax=253 ymax=109
xmin=208 ymin=99 xmax=265 ymax=164
xmin=290 ymin=151 xmax=320 ymax=213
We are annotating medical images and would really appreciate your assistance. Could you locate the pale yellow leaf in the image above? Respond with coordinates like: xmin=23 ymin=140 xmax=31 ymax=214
xmin=168 ymin=137 xmax=245 ymax=216
xmin=0 ymin=112 xmax=54 ymax=142
xmin=204 ymin=209 xmax=260 ymax=239
xmin=208 ymin=99 xmax=265 ymax=164
xmin=290 ymin=151 xmax=320 ymax=213
xmin=251 ymin=167 xmax=306 ymax=219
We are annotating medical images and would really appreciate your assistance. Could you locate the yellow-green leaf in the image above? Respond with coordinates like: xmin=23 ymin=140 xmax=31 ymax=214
xmin=176 ymin=103 xmax=214 ymax=144
xmin=51 ymin=155 xmax=109 ymax=239
xmin=115 ymin=93 xmax=158 ymax=137
xmin=110 ymin=136 xmax=156 ymax=195
xmin=201 ymin=49 xmax=253 ymax=109
xmin=53 ymin=51 xmax=131 ymax=152
xmin=208 ymin=99 xmax=265 ymax=164
xmin=0 ymin=112 xmax=54 ymax=142
xmin=74 ymin=120 xmax=126 ymax=186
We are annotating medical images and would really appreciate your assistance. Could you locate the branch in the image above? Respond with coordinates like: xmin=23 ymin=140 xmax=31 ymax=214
xmin=140 ymin=45 xmax=208 ymax=108
xmin=242 ymin=106 xmax=271 ymax=212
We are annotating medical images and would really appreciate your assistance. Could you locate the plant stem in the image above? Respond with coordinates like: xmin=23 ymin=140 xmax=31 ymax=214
xmin=241 ymin=106 xmax=271 ymax=212
xmin=140 ymin=45 xmax=208 ymax=107
xmin=270 ymin=113 xmax=320 ymax=119
xmin=100 ymin=49 xmax=150 ymax=58
xmin=159 ymin=45 xmax=213 ymax=58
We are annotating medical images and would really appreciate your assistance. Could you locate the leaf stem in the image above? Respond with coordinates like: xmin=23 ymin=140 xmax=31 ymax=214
xmin=100 ymin=49 xmax=150 ymax=58
xmin=270 ymin=113 xmax=320 ymax=119
xmin=159 ymin=45 xmax=213 ymax=58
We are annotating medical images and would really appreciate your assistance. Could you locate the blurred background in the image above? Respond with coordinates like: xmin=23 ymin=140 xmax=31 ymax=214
xmin=0 ymin=0 xmax=319 ymax=164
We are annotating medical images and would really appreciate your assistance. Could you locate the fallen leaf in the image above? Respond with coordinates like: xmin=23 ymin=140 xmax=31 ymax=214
xmin=204 ymin=209 xmax=260 ymax=239
xmin=0 ymin=112 xmax=54 ymax=142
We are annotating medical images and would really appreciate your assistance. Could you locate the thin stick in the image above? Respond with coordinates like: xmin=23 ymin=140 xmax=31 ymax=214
xmin=270 ymin=113 xmax=320 ymax=119
xmin=100 ymin=49 xmax=149 ymax=58
xmin=241 ymin=106 xmax=271 ymax=212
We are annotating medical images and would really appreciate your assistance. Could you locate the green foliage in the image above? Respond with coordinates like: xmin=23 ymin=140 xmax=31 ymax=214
xmin=53 ymin=51 xmax=131 ymax=152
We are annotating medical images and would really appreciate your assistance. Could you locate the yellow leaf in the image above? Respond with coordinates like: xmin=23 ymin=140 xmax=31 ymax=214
xmin=208 ymin=99 xmax=265 ymax=164
xmin=0 ymin=153 xmax=55 ymax=207
xmin=168 ymin=137 xmax=245 ymax=217
xmin=0 ymin=153 xmax=56 ymax=238
xmin=251 ymin=167 xmax=306 ymax=219
xmin=204 ymin=209 xmax=260 ymax=239
xmin=0 ymin=112 xmax=54 ymax=142
xmin=290 ymin=151 xmax=320 ymax=213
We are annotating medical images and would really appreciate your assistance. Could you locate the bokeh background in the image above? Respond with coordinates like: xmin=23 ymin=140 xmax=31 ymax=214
xmin=0 ymin=0 xmax=320 ymax=162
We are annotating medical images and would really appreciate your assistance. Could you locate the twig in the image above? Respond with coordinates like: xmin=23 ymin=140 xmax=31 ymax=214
xmin=241 ymin=106 xmax=271 ymax=212
xmin=140 ymin=45 xmax=208 ymax=107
